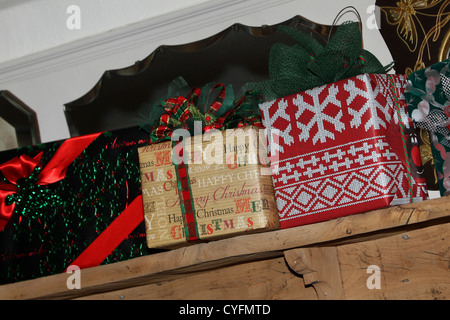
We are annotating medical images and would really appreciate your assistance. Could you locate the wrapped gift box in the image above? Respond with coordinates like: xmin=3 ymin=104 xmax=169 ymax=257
xmin=259 ymin=73 xmax=428 ymax=229
xmin=138 ymin=126 xmax=279 ymax=249
xmin=0 ymin=126 xmax=152 ymax=285
xmin=405 ymin=58 xmax=450 ymax=196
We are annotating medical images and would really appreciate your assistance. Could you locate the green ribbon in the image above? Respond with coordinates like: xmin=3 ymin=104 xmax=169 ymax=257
xmin=248 ymin=21 xmax=394 ymax=101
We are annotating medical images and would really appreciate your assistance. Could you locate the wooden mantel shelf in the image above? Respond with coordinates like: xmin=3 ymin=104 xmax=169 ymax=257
xmin=1 ymin=195 xmax=449 ymax=300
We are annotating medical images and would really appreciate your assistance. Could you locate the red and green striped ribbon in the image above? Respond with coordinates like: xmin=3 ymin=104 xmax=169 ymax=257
xmin=150 ymin=84 xmax=226 ymax=143
xmin=206 ymin=91 xmax=265 ymax=131
xmin=172 ymin=141 xmax=199 ymax=242
xmin=388 ymin=75 xmax=414 ymax=203
xmin=150 ymin=84 xmax=263 ymax=143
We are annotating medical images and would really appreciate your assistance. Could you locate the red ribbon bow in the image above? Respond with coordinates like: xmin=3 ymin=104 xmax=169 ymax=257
xmin=0 ymin=133 xmax=102 ymax=232
xmin=0 ymin=152 xmax=43 ymax=231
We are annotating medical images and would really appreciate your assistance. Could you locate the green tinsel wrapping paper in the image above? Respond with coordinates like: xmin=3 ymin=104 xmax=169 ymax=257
xmin=0 ymin=126 xmax=154 ymax=285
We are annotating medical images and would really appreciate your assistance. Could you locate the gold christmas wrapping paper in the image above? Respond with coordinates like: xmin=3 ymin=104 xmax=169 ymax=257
xmin=138 ymin=126 xmax=279 ymax=249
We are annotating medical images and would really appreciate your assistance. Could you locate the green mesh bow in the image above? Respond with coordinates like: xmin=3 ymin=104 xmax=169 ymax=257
xmin=249 ymin=21 xmax=394 ymax=101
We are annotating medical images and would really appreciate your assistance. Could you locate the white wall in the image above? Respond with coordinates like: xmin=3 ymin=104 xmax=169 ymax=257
xmin=0 ymin=0 xmax=213 ymax=64
xmin=0 ymin=0 xmax=391 ymax=143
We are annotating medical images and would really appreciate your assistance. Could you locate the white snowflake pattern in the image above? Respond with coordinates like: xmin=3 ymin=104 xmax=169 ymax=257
xmin=294 ymin=84 xmax=345 ymax=144
xmin=345 ymin=75 xmax=393 ymax=132
xmin=260 ymin=98 xmax=294 ymax=154
xmin=373 ymin=74 xmax=410 ymax=128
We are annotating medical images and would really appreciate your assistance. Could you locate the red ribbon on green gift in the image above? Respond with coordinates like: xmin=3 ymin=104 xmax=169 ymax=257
xmin=0 ymin=132 xmax=146 ymax=272
xmin=0 ymin=133 xmax=102 ymax=231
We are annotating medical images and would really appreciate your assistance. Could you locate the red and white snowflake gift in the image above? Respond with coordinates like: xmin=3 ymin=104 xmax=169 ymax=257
xmin=259 ymin=74 xmax=428 ymax=229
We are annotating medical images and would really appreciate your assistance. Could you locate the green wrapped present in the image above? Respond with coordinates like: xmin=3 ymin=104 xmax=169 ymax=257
xmin=405 ymin=59 xmax=450 ymax=196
